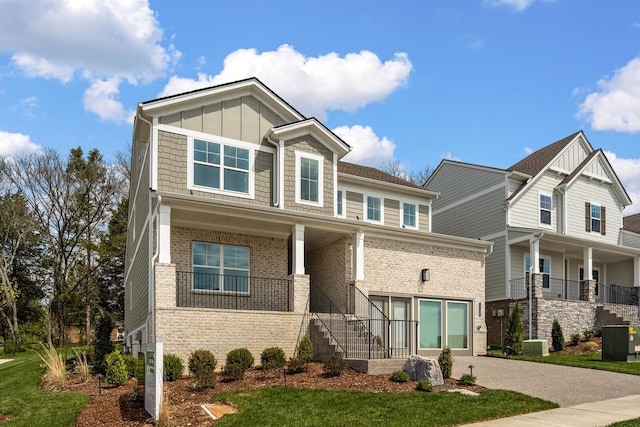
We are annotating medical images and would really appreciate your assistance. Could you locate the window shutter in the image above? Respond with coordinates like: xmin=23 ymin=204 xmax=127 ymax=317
xmin=601 ymin=206 xmax=606 ymax=235
xmin=585 ymin=202 xmax=591 ymax=232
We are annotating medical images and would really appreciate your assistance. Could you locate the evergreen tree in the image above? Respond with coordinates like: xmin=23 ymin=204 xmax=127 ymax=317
xmin=94 ymin=310 xmax=115 ymax=374
xmin=552 ymin=319 xmax=565 ymax=352
xmin=504 ymin=301 xmax=524 ymax=355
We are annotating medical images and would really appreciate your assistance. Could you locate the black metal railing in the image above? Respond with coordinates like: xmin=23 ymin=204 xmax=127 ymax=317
xmin=597 ymin=283 xmax=640 ymax=323
xmin=509 ymin=277 xmax=528 ymax=299
xmin=176 ymin=271 xmax=291 ymax=311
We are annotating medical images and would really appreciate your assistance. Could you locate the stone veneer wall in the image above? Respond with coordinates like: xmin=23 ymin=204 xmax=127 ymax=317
xmin=155 ymin=263 xmax=310 ymax=365
xmin=356 ymin=236 xmax=487 ymax=356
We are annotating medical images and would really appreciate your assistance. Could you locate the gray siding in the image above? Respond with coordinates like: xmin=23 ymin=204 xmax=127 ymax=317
xmin=608 ymin=260 xmax=634 ymax=286
xmin=428 ymin=163 xmax=505 ymax=209
xmin=486 ymin=235 xmax=506 ymax=301
xmin=346 ymin=191 xmax=362 ymax=221
xmin=509 ymin=172 xmax=560 ymax=230
xmin=622 ymin=231 xmax=640 ymax=249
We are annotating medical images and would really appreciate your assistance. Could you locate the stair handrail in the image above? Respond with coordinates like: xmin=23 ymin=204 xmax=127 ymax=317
xmin=350 ymin=283 xmax=390 ymax=322
xmin=309 ymin=284 xmax=348 ymax=356
xmin=599 ymin=283 xmax=640 ymax=323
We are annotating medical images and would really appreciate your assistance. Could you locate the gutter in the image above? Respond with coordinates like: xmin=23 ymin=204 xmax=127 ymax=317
xmin=147 ymin=192 xmax=162 ymax=344
xmin=265 ymin=132 xmax=282 ymax=208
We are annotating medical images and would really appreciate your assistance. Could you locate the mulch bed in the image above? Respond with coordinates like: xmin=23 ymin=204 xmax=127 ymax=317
xmin=69 ymin=362 xmax=485 ymax=427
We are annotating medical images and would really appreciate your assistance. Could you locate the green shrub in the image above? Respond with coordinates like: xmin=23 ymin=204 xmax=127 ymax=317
xmin=594 ymin=321 xmax=603 ymax=338
xmin=552 ymin=319 xmax=565 ymax=352
xmin=94 ymin=311 xmax=115 ymax=375
xmin=438 ymin=347 xmax=453 ymax=379
xmin=226 ymin=348 xmax=254 ymax=371
xmin=504 ymin=301 xmax=523 ymax=355
xmin=222 ymin=363 xmax=246 ymax=381
xmin=188 ymin=349 xmax=217 ymax=389
xmin=296 ymin=336 xmax=314 ymax=363
xmin=3 ymin=339 xmax=21 ymax=355
xmin=570 ymin=332 xmax=581 ymax=346
xmin=583 ymin=327 xmax=594 ymax=341
xmin=323 ymin=355 xmax=345 ymax=377
xmin=416 ymin=380 xmax=433 ymax=392
xmin=260 ymin=347 xmax=286 ymax=371
xmin=122 ymin=354 xmax=137 ymax=378
xmin=459 ymin=373 xmax=476 ymax=386
xmin=105 ymin=351 xmax=128 ymax=386
xmin=163 ymin=353 xmax=184 ymax=382
xmin=389 ymin=370 xmax=410 ymax=383
xmin=287 ymin=356 xmax=307 ymax=374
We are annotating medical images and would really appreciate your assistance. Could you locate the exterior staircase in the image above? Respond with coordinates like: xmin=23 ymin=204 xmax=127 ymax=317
xmin=597 ymin=305 xmax=640 ymax=326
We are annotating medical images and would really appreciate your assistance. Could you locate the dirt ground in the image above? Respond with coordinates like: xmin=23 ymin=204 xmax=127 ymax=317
xmin=71 ymin=361 xmax=486 ymax=427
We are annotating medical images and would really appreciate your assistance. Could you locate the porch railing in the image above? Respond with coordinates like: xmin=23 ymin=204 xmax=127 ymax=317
xmin=175 ymin=271 xmax=291 ymax=311
xmin=510 ymin=277 xmax=640 ymax=305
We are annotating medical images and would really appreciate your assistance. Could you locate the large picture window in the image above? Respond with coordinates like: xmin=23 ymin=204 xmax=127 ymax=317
xmin=193 ymin=138 xmax=249 ymax=194
xmin=192 ymin=242 xmax=249 ymax=292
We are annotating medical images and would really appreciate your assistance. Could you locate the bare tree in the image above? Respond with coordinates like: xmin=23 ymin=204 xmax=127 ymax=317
xmin=380 ymin=161 xmax=433 ymax=186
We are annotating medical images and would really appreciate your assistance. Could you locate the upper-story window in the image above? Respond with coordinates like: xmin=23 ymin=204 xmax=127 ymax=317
xmin=190 ymin=137 xmax=252 ymax=197
xmin=336 ymin=190 xmax=344 ymax=217
xmin=539 ymin=193 xmax=552 ymax=226
xmin=295 ymin=151 xmax=324 ymax=206
xmin=403 ymin=203 xmax=417 ymax=228
xmin=192 ymin=242 xmax=250 ymax=293
xmin=366 ymin=196 xmax=382 ymax=222
xmin=585 ymin=202 xmax=606 ymax=235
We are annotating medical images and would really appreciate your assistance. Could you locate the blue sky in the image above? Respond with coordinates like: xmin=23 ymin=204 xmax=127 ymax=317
xmin=1 ymin=0 xmax=640 ymax=212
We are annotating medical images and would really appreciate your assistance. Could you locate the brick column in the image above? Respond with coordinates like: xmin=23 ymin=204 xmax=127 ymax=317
xmin=531 ymin=273 xmax=544 ymax=298
xmin=290 ymin=274 xmax=309 ymax=314
xmin=580 ymin=280 xmax=596 ymax=302
xmin=155 ymin=263 xmax=176 ymax=309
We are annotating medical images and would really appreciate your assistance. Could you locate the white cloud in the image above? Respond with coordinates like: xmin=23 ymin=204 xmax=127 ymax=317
xmin=332 ymin=125 xmax=396 ymax=167
xmin=605 ymin=151 xmax=640 ymax=215
xmin=577 ymin=57 xmax=640 ymax=133
xmin=159 ymin=44 xmax=413 ymax=120
xmin=524 ymin=146 xmax=533 ymax=154
xmin=83 ymin=78 xmax=135 ymax=124
xmin=443 ymin=152 xmax=462 ymax=161
xmin=0 ymin=131 xmax=41 ymax=156
xmin=484 ymin=0 xmax=554 ymax=11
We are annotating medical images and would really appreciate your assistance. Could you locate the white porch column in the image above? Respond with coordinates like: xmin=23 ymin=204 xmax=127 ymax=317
xmin=353 ymin=232 xmax=365 ymax=281
xmin=158 ymin=205 xmax=171 ymax=264
xmin=293 ymin=224 xmax=305 ymax=275
xmin=530 ymin=238 xmax=540 ymax=273
xmin=634 ymin=257 xmax=640 ymax=287
xmin=583 ymin=247 xmax=593 ymax=280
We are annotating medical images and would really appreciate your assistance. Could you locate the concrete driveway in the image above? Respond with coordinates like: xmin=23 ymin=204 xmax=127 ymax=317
xmin=454 ymin=356 xmax=640 ymax=407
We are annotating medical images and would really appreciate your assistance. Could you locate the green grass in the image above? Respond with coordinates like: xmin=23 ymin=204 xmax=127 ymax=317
xmin=0 ymin=351 xmax=88 ymax=426
xmin=212 ymin=387 xmax=558 ymax=426
xmin=608 ymin=418 xmax=640 ymax=426
xmin=513 ymin=353 xmax=640 ymax=375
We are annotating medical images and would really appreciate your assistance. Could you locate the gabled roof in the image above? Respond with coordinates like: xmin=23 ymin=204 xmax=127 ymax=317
xmin=270 ymin=118 xmax=351 ymax=158
xmin=624 ymin=214 xmax=640 ymax=233
xmin=507 ymin=131 xmax=582 ymax=176
xmin=338 ymin=161 xmax=421 ymax=189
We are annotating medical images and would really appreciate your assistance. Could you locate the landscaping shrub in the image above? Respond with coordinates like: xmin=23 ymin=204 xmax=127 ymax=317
xmin=582 ymin=341 xmax=599 ymax=352
xmin=226 ymin=348 xmax=254 ymax=371
xmin=583 ymin=327 xmax=594 ymax=341
xmin=260 ymin=347 xmax=286 ymax=371
xmin=552 ymin=319 xmax=565 ymax=352
xmin=570 ymin=332 xmax=581 ymax=346
xmin=416 ymin=380 xmax=433 ymax=392
xmin=35 ymin=342 xmax=67 ymax=390
xmin=73 ymin=348 xmax=90 ymax=383
xmin=459 ymin=373 xmax=476 ymax=386
xmin=287 ymin=356 xmax=307 ymax=374
xmin=105 ymin=351 xmax=128 ymax=386
xmin=323 ymin=355 xmax=345 ymax=377
xmin=438 ymin=347 xmax=453 ymax=379
xmin=222 ymin=363 xmax=247 ymax=381
xmin=389 ymin=370 xmax=410 ymax=383
xmin=122 ymin=353 xmax=137 ymax=378
xmin=188 ymin=349 xmax=217 ymax=389
xmin=296 ymin=336 xmax=314 ymax=363
xmin=163 ymin=353 xmax=184 ymax=382
xmin=594 ymin=321 xmax=603 ymax=338
xmin=94 ymin=310 xmax=115 ymax=375
xmin=504 ymin=301 xmax=523 ymax=355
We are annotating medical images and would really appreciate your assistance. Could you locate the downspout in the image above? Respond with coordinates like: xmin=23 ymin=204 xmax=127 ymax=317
xmin=265 ymin=132 xmax=280 ymax=207
xmin=529 ymin=232 xmax=544 ymax=340
xmin=148 ymin=192 xmax=162 ymax=343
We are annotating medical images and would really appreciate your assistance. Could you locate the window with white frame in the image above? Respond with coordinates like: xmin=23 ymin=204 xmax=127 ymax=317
xmin=192 ymin=242 xmax=250 ymax=292
xmin=295 ymin=151 xmax=323 ymax=206
xmin=366 ymin=196 xmax=382 ymax=222
xmin=525 ymin=255 xmax=550 ymax=288
xmin=402 ymin=203 xmax=417 ymax=228
xmin=590 ymin=204 xmax=602 ymax=233
xmin=539 ymin=193 xmax=552 ymax=226
xmin=336 ymin=190 xmax=344 ymax=217
xmin=192 ymin=138 xmax=250 ymax=194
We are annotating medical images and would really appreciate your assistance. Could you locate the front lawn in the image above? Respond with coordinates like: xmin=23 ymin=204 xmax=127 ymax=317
xmin=212 ymin=387 xmax=558 ymax=426
xmin=0 ymin=351 xmax=88 ymax=427
xmin=513 ymin=353 xmax=640 ymax=375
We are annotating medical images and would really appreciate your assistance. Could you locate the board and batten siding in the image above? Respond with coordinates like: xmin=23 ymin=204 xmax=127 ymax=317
xmin=485 ymin=235 xmax=506 ymax=301
xmin=566 ymin=175 xmax=623 ymax=245
xmin=508 ymin=172 xmax=561 ymax=230
xmin=428 ymin=163 xmax=505 ymax=208
xmin=550 ymin=139 xmax=589 ymax=172
xmin=159 ymin=94 xmax=285 ymax=146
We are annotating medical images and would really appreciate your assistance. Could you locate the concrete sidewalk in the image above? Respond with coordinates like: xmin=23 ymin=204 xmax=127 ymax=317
xmin=465 ymin=394 xmax=640 ymax=426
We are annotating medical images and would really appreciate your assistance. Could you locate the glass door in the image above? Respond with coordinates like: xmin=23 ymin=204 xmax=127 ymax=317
xmin=418 ymin=299 xmax=442 ymax=349
xmin=391 ymin=299 xmax=409 ymax=350
xmin=446 ymin=301 xmax=469 ymax=349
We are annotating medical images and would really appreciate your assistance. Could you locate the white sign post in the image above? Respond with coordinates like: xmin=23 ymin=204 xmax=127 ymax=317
xmin=141 ymin=342 xmax=164 ymax=419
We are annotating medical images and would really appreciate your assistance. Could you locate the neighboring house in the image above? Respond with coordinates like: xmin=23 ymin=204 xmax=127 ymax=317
xmin=426 ymin=131 xmax=640 ymax=345
xmin=124 ymin=78 xmax=492 ymax=371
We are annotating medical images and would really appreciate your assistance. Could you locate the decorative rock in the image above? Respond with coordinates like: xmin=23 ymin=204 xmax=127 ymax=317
xmin=403 ymin=355 xmax=444 ymax=385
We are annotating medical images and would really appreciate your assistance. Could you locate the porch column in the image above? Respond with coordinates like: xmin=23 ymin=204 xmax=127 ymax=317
xmin=158 ymin=205 xmax=171 ymax=264
xmin=353 ymin=232 xmax=365 ymax=281
xmin=634 ymin=257 xmax=640 ymax=287
xmin=581 ymin=247 xmax=595 ymax=302
xmin=292 ymin=224 xmax=305 ymax=275
xmin=530 ymin=238 xmax=540 ymax=274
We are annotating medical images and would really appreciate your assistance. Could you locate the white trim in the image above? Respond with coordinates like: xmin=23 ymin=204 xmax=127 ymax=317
xmin=278 ymin=140 xmax=285 ymax=208
xmin=293 ymin=224 xmax=305 ymax=275
xmin=186 ymin=135 xmax=256 ymax=199
xmin=192 ymin=241 xmax=251 ymax=293
xmin=354 ymin=232 xmax=365 ymax=281
xmin=446 ymin=300 xmax=470 ymax=350
xmin=432 ymin=181 xmax=505 ymax=215
xmin=363 ymin=193 xmax=384 ymax=224
xmin=336 ymin=188 xmax=346 ymax=218
xmin=156 ymin=124 xmax=275 ymax=154
xmin=400 ymin=201 xmax=419 ymax=230
xmin=295 ymin=150 xmax=324 ymax=207
xmin=589 ymin=202 xmax=603 ymax=235
xmin=418 ymin=298 xmax=443 ymax=350
xmin=538 ymin=191 xmax=553 ymax=228
xmin=152 ymin=117 xmax=158 ymax=190
xmin=481 ymin=230 xmax=508 ymax=241
xmin=158 ymin=205 xmax=171 ymax=264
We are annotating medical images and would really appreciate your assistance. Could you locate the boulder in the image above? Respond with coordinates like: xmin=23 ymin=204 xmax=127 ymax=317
xmin=403 ymin=355 xmax=444 ymax=385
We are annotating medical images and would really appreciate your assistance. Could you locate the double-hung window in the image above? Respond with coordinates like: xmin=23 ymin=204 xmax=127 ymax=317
xmin=585 ymin=202 xmax=606 ymax=235
xmin=336 ymin=190 xmax=344 ymax=217
xmin=295 ymin=151 xmax=323 ymax=206
xmin=192 ymin=138 xmax=250 ymax=195
xmin=403 ymin=203 xmax=416 ymax=228
xmin=192 ymin=242 xmax=250 ymax=293
xmin=366 ymin=196 xmax=382 ymax=222
xmin=539 ymin=194 xmax=552 ymax=226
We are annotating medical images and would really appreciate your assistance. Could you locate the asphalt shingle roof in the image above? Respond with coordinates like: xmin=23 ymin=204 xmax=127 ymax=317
xmin=507 ymin=131 xmax=581 ymax=176
xmin=338 ymin=161 xmax=420 ymax=189
xmin=623 ymin=214 xmax=640 ymax=233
